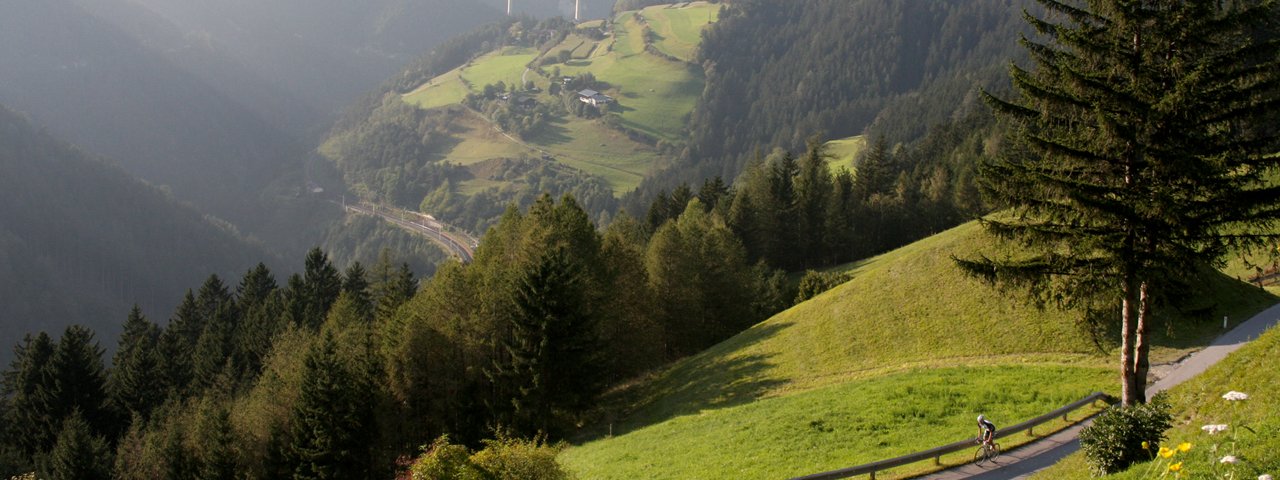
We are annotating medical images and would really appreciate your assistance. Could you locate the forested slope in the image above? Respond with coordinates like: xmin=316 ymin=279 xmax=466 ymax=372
xmin=629 ymin=0 xmax=1035 ymax=208
xmin=0 ymin=105 xmax=270 ymax=360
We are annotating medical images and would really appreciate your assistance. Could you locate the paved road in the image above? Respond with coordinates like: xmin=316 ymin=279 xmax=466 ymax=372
xmin=917 ymin=302 xmax=1280 ymax=480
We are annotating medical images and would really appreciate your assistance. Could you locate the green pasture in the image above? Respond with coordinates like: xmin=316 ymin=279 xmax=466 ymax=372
xmin=563 ymin=365 xmax=1114 ymax=480
xmin=562 ymin=220 xmax=1275 ymax=479
xmin=461 ymin=47 xmax=536 ymax=90
xmin=559 ymin=51 xmax=703 ymax=141
xmin=524 ymin=116 xmax=663 ymax=193
xmin=824 ymin=135 xmax=866 ymax=173
xmin=402 ymin=69 xmax=469 ymax=110
xmin=643 ymin=2 xmax=720 ymax=61
xmin=1030 ymin=323 xmax=1280 ymax=480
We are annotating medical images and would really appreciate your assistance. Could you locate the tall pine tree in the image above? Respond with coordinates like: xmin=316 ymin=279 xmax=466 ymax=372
xmin=960 ymin=0 xmax=1280 ymax=404
xmin=287 ymin=333 xmax=374 ymax=480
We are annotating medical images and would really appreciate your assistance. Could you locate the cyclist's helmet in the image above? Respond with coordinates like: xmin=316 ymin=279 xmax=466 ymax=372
xmin=977 ymin=414 xmax=986 ymax=422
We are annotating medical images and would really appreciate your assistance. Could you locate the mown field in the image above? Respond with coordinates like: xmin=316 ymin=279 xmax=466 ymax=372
xmin=561 ymin=221 xmax=1277 ymax=479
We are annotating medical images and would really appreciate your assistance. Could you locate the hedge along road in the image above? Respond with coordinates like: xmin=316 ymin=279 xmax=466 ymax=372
xmin=916 ymin=303 xmax=1280 ymax=480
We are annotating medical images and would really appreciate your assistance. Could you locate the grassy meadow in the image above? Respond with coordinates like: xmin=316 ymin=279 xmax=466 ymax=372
xmin=562 ymin=365 xmax=1113 ymax=480
xmin=561 ymin=221 xmax=1277 ymax=479
xmin=824 ymin=135 xmax=866 ymax=172
xmin=642 ymin=3 xmax=720 ymax=61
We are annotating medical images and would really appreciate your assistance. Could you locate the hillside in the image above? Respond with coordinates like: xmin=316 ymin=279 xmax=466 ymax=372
xmin=324 ymin=3 xmax=721 ymax=231
xmin=560 ymin=221 xmax=1277 ymax=479
xmin=101 ymin=0 xmax=502 ymax=116
xmin=0 ymin=105 xmax=271 ymax=360
xmin=1030 ymin=322 xmax=1280 ymax=479
xmin=0 ymin=0 xmax=304 ymax=228
xmin=627 ymin=0 xmax=1036 ymax=212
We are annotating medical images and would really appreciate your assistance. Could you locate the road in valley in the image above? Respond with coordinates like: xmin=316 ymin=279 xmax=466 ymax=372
xmin=338 ymin=201 xmax=478 ymax=263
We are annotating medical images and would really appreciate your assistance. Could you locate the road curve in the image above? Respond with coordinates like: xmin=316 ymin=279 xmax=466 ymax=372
xmin=916 ymin=302 xmax=1280 ymax=480
xmin=339 ymin=201 xmax=477 ymax=263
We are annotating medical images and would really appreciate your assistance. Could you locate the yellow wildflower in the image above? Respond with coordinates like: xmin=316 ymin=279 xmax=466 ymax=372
xmin=1169 ymin=461 xmax=1183 ymax=472
xmin=1159 ymin=446 xmax=1175 ymax=458
xmin=1178 ymin=442 xmax=1193 ymax=453
xmin=1142 ymin=441 xmax=1150 ymax=450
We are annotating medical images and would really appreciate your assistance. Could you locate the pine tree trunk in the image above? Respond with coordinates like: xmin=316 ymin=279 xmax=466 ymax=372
xmin=1132 ymin=280 xmax=1151 ymax=404
xmin=1120 ymin=274 xmax=1140 ymax=406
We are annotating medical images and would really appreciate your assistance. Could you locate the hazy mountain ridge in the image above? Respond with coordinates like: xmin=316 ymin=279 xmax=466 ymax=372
xmin=0 ymin=0 xmax=304 ymax=227
xmin=0 ymin=104 xmax=272 ymax=359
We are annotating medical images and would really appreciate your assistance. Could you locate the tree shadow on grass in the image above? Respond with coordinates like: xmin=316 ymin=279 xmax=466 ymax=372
xmin=528 ymin=116 xmax=574 ymax=146
xmin=582 ymin=322 xmax=792 ymax=441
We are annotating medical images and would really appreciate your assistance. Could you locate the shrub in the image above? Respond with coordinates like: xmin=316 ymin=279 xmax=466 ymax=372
xmin=1079 ymin=395 xmax=1173 ymax=476
xmin=410 ymin=434 xmax=572 ymax=480
xmin=795 ymin=270 xmax=850 ymax=303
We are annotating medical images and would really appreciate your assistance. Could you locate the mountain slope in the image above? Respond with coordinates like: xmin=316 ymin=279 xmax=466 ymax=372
xmin=0 ymin=105 xmax=270 ymax=359
xmin=0 ymin=0 xmax=304 ymax=227
xmin=117 ymin=0 xmax=503 ymax=115
xmin=627 ymin=0 xmax=1036 ymax=210
xmin=562 ymin=221 xmax=1276 ymax=478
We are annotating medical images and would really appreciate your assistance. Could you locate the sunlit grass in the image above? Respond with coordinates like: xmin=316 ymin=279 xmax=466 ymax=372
xmin=564 ymin=221 xmax=1275 ymax=479
xmin=402 ymin=69 xmax=469 ymax=110
xmin=461 ymin=47 xmax=536 ymax=90
xmin=562 ymin=365 xmax=1114 ymax=480
xmin=824 ymin=135 xmax=866 ymax=173
xmin=643 ymin=2 xmax=720 ymax=61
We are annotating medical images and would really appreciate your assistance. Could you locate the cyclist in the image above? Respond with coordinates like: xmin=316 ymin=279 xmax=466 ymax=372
xmin=977 ymin=414 xmax=996 ymax=446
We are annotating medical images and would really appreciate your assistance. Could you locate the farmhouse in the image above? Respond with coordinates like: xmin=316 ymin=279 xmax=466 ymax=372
xmin=576 ymin=89 xmax=613 ymax=107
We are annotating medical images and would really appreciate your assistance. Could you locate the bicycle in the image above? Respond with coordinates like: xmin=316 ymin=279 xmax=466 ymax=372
xmin=973 ymin=438 xmax=1001 ymax=464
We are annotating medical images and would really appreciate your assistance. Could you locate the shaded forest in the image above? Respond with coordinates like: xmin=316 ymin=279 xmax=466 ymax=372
xmin=0 ymin=105 xmax=271 ymax=363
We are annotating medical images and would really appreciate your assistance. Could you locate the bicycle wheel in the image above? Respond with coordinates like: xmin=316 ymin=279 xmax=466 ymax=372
xmin=991 ymin=443 xmax=1001 ymax=459
xmin=974 ymin=446 xmax=987 ymax=464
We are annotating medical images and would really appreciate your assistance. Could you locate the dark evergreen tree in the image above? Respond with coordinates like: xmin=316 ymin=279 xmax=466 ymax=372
xmin=236 ymin=263 xmax=278 ymax=310
xmin=697 ymin=176 xmax=732 ymax=212
xmin=342 ymin=262 xmax=373 ymax=322
xmin=107 ymin=306 xmax=165 ymax=424
xmin=287 ymin=333 xmax=374 ymax=480
xmin=301 ymin=248 xmax=343 ymax=330
xmin=1 ymin=332 xmax=57 ymax=463
xmin=488 ymin=248 xmax=600 ymax=436
xmin=959 ymin=0 xmax=1280 ymax=405
xmin=42 ymin=410 xmax=110 ymax=480
xmin=47 ymin=326 xmax=109 ymax=438
xmin=855 ymin=135 xmax=893 ymax=201
xmin=795 ymin=139 xmax=834 ymax=266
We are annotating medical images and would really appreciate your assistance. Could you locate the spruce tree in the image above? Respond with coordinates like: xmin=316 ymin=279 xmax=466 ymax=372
xmin=42 ymin=410 xmax=110 ymax=480
xmin=488 ymin=248 xmax=599 ymax=436
xmin=108 ymin=306 xmax=165 ymax=423
xmin=2 ymin=332 xmax=57 ymax=461
xmin=47 ymin=326 xmax=109 ymax=438
xmin=236 ymin=263 xmax=278 ymax=310
xmin=287 ymin=333 xmax=373 ymax=479
xmin=960 ymin=0 xmax=1280 ymax=404
xmin=302 ymin=248 xmax=343 ymax=330
xmin=342 ymin=262 xmax=373 ymax=322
